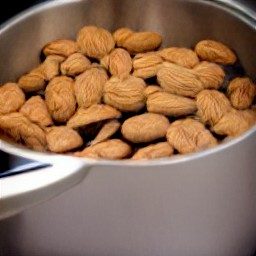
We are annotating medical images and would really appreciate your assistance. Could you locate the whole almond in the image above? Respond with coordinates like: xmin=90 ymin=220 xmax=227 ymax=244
xmin=227 ymin=77 xmax=256 ymax=110
xmin=41 ymin=55 xmax=65 ymax=81
xmin=18 ymin=67 xmax=46 ymax=93
xmin=147 ymin=91 xmax=197 ymax=116
xmin=61 ymin=53 xmax=91 ymax=76
xmin=195 ymin=40 xmax=237 ymax=64
xmin=101 ymin=48 xmax=132 ymax=78
xmin=133 ymin=52 xmax=163 ymax=69
xmin=45 ymin=76 xmax=76 ymax=123
xmin=121 ymin=113 xmax=169 ymax=143
xmin=77 ymin=26 xmax=115 ymax=59
xmin=0 ymin=83 xmax=25 ymax=114
xmin=132 ymin=142 xmax=174 ymax=160
xmin=157 ymin=62 xmax=204 ymax=97
xmin=158 ymin=47 xmax=199 ymax=68
xmin=166 ymin=118 xmax=217 ymax=154
xmin=20 ymin=96 xmax=53 ymax=127
xmin=133 ymin=64 xmax=163 ymax=79
xmin=75 ymin=67 xmax=108 ymax=108
xmin=74 ymin=139 xmax=131 ymax=159
xmin=0 ymin=112 xmax=46 ymax=151
xmin=113 ymin=28 xmax=162 ymax=54
xmin=46 ymin=126 xmax=83 ymax=153
xmin=196 ymin=89 xmax=231 ymax=126
xmin=213 ymin=109 xmax=256 ymax=137
xmin=43 ymin=39 xmax=78 ymax=57
xmin=67 ymin=104 xmax=121 ymax=129
xmin=103 ymin=75 xmax=146 ymax=112
xmin=192 ymin=61 xmax=225 ymax=89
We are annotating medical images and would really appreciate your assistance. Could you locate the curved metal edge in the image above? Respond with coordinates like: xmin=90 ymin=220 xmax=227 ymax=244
xmin=0 ymin=155 xmax=92 ymax=220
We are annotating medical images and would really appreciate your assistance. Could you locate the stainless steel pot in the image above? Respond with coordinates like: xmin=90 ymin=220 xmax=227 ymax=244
xmin=0 ymin=0 xmax=256 ymax=255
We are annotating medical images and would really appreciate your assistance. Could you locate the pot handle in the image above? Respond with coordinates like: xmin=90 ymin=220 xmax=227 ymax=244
xmin=0 ymin=150 xmax=92 ymax=220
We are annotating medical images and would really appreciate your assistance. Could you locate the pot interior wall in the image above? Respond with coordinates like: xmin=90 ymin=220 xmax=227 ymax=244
xmin=0 ymin=0 xmax=255 ymax=84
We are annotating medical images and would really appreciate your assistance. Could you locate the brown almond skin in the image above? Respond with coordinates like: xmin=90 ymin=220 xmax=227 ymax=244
xmin=192 ymin=61 xmax=225 ymax=90
xmin=43 ymin=39 xmax=78 ymax=57
xmin=74 ymin=139 xmax=131 ymax=160
xmin=0 ymin=112 xmax=46 ymax=151
xmin=45 ymin=76 xmax=76 ymax=123
xmin=132 ymin=142 xmax=174 ymax=160
xmin=75 ymin=67 xmax=108 ymax=108
xmin=157 ymin=62 xmax=204 ymax=97
xmin=213 ymin=109 xmax=256 ymax=137
xmin=103 ymin=75 xmax=146 ymax=112
xmin=196 ymin=89 xmax=231 ymax=126
xmin=227 ymin=77 xmax=256 ymax=110
xmin=20 ymin=96 xmax=53 ymax=127
xmin=121 ymin=113 xmax=170 ymax=143
xmin=113 ymin=28 xmax=162 ymax=54
xmin=0 ymin=83 xmax=25 ymax=114
xmin=101 ymin=48 xmax=132 ymax=78
xmin=18 ymin=67 xmax=46 ymax=93
xmin=195 ymin=40 xmax=237 ymax=64
xmin=90 ymin=120 xmax=120 ymax=146
xmin=166 ymin=118 xmax=217 ymax=154
xmin=46 ymin=126 xmax=83 ymax=153
xmin=67 ymin=104 xmax=121 ymax=129
xmin=61 ymin=53 xmax=91 ymax=77
xmin=158 ymin=47 xmax=199 ymax=68
xmin=77 ymin=26 xmax=115 ymax=59
xmin=147 ymin=91 xmax=197 ymax=117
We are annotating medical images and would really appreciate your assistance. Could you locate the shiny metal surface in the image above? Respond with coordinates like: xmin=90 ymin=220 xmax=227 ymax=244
xmin=0 ymin=0 xmax=256 ymax=255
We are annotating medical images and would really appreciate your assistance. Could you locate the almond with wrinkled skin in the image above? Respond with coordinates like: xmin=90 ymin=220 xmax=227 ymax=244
xmin=75 ymin=67 xmax=108 ymax=108
xmin=43 ymin=39 xmax=78 ymax=57
xmin=213 ymin=109 xmax=256 ymax=137
xmin=46 ymin=126 xmax=83 ymax=153
xmin=113 ymin=28 xmax=162 ymax=54
xmin=103 ymin=75 xmax=146 ymax=112
xmin=101 ymin=48 xmax=132 ymax=78
xmin=90 ymin=119 xmax=120 ymax=146
xmin=144 ymin=85 xmax=162 ymax=97
xmin=192 ymin=61 xmax=225 ymax=89
xmin=20 ymin=96 xmax=53 ymax=127
xmin=0 ymin=112 xmax=46 ymax=151
xmin=227 ymin=77 xmax=256 ymax=110
xmin=133 ymin=64 xmax=163 ymax=79
xmin=196 ymin=89 xmax=231 ymax=126
xmin=0 ymin=83 xmax=25 ymax=114
xmin=74 ymin=139 xmax=131 ymax=159
xmin=67 ymin=104 xmax=121 ymax=129
xmin=18 ymin=67 xmax=46 ymax=93
xmin=45 ymin=76 xmax=76 ymax=123
xmin=133 ymin=52 xmax=163 ymax=69
xmin=158 ymin=47 xmax=199 ymax=68
xmin=60 ymin=53 xmax=91 ymax=77
xmin=132 ymin=142 xmax=174 ymax=160
xmin=113 ymin=28 xmax=134 ymax=46
xmin=147 ymin=91 xmax=197 ymax=116
xmin=157 ymin=62 xmax=204 ymax=97
xmin=41 ymin=55 xmax=65 ymax=81
xmin=195 ymin=40 xmax=237 ymax=64
xmin=77 ymin=26 xmax=115 ymax=59
xmin=166 ymin=118 xmax=217 ymax=154
xmin=121 ymin=113 xmax=169 ymax=143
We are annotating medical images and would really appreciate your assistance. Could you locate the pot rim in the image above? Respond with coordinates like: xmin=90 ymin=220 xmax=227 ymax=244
xmin=0 ymin=0 xmax=255 ymax=167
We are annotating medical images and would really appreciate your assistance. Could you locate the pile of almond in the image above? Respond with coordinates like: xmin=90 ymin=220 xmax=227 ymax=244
xmin=0 ymin=26 xmax=255 ymax=160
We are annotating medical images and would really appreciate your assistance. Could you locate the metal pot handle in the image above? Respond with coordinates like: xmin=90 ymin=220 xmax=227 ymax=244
xmin=0 ymin=146 xmax=92 ymax=220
